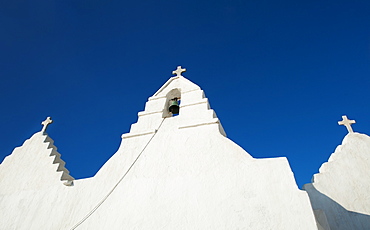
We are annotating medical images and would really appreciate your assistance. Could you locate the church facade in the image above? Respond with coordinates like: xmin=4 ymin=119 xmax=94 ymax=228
xmin=0 ymin=67 xmax=369 ymax=229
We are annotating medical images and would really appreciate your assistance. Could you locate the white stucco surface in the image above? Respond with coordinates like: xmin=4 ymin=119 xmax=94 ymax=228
xmin=0 ymin=75 xmax=319 ymax=229
xmin=304 ymin=133 xmax=370 ymax=230
xmin=0 ymin=132 xmax=73 ymax=195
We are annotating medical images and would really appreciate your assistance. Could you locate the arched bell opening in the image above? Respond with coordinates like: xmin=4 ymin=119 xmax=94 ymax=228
xmin=162 ymin=88 xmax=181 ymax=118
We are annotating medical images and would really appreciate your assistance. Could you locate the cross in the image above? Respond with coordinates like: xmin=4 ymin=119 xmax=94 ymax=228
xmin=172 ymin=66 xmax=186 ymax=77
xmin=338 ymin=115 xmax=356 ymax=133
xmin=41 ymin=117 xmax=53 ymax=133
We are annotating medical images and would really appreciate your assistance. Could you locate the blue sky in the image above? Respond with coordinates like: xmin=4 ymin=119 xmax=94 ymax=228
xmin=1 ymin=0 xmax=370 ymax=188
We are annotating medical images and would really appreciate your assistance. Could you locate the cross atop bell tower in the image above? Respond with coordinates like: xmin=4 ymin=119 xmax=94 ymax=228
xmin=172 ymin=66 xmax=186 ymax=77
xmin=338 ymin=115 xmax=356 ymax=133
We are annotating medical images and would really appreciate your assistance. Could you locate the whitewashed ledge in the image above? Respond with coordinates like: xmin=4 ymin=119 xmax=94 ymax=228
xmin=121 ymin=130 xmax=156 ymax=139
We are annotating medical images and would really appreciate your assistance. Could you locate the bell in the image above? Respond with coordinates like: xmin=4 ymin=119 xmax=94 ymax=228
xmin=168 ymin=99 xmax=180 ymax=115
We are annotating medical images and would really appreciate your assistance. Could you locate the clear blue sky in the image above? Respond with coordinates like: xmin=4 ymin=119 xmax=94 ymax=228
xmin=1 ymin=0 xmax=370 ymax=188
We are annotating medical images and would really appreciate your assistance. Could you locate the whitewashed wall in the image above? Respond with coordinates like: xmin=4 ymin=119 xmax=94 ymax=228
xmin=0 ymin=76 xmax=318 ymax=229
xmin=304 ymin=133 xmax=370 ymax=230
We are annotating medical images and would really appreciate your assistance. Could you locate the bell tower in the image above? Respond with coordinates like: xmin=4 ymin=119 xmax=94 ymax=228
xmin=124 ymin=66 xmax=226 ymax=138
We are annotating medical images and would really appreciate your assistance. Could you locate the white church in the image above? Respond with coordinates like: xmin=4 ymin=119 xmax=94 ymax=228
xmin=0 ymin=67 xmax=369 ymax=230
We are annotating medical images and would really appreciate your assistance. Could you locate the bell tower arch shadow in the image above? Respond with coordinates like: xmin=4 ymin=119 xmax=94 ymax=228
xmin=162 ymin=88 xmax=181 ymax=118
